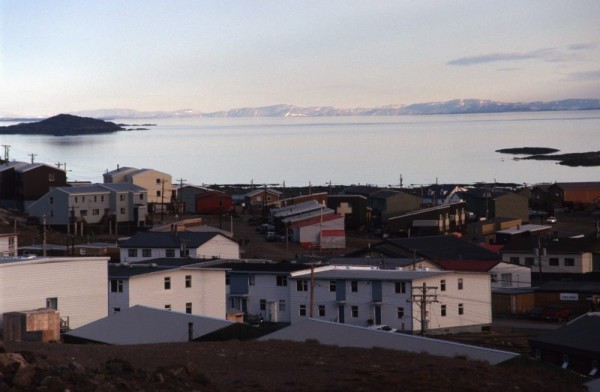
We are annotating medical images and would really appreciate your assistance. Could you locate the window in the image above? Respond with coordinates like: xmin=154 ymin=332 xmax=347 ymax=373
xmin=279 ymin=300 xmax=286 ymax=312
xmin=525 ymin=257 xmax=535 ymax=266
xmin=490 ymin=273 xmax=498 ymax=283
xmin=74 ymin=196 xmax=78 ymax=203
xmin=501 ymin=273 xmax=512 ymax=288
xmin=185 ymin=275 xmax=192 ymax=288
xmin=82 ymin=196 xmax=85 ymax=202
xmin=509 ymin=256 xmax=519 ymax=264
xmin=165 ymin=304 xmax=171 ymax=311
xmin=80 ymin=210 xmax=87 ymax=216
xmin=329 ymin=280 xmax=336 ymax=292
xmin=128 ymin=249 xmax=138 ymax=257
xmin=166 ymin=249 xmax=175 ymax=257
xmin=156 ymin=178 xmax=161 ymax=184
xmin=156 ymin=190 xmax=161 ymax=197
xmin=49 ymin=173 xmax=55 ymax=182
xmin=458 ymin=278 xmax=463 ymax=290
xmin=549 ymin=257 xmax=559 ymax=266
xmin=397 ymin=307 xmax=405 ymax=319
xmin=351 ymin=306 xmax=359 ymax=318
xmin=101 ymin=195 xmax=105 ymax=202
xmin=318 ymin=305 xmax=326 ymax=317
xmin=110 ymin=279 xmax=123 ymax=293
xmin=92 ymin=209 xmax=100 ymax=216
xmin=276 ymin=275 xmax=288 ymax=286
xmin=565 ymin=258 xmax=575 ymax=267
xmin=46 ymin=297 xmax=58 ymax=310
xmin=140 ymin=193 xmax=144 ymax=200
xmin=440 ymin=279 xmax=446 ymax=292
xmin=113 ymin=307 xmax=121 ymax=314
xmin=351 ymin=280 xmax=358 ymax=292
xmin=458 ymin=303 xmax=464 ymax=315
xmin=441 ymin=304 xmax=447 ymax=317
xmin=93 ymin=195 xmax=97 ymax=202
xmin=260 ymin=299 xmax=267 ymax=311
xmin=395 ymin=282 xmax=406 ymax=294
xmin=164 ymin=277 xmax=171 ymax=290
xmin=225 ymin=273 xmax=230 ymax=285
xmin=248 ymin=274 xmax=255 ymax=286
xmin=142 ymin=248 xmax=152 ymax=257
xmin=299 ymin=305 xmax=307 ymax=316
xmin=119 ymin=194 xmax=125 ymax=201
xmin=50 ymin=196 xmax=54 ymax=204
xmin=186 ymin=303 xmax=192 ymax=314
xmin=120 ymin=207 xmax=126 ymax=214
xmin=296 ymin=280 xmax=308 ymax=291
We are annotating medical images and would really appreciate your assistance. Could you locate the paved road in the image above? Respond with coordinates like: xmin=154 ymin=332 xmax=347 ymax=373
xmin=492 ymin=317 xmax=564 ymax=331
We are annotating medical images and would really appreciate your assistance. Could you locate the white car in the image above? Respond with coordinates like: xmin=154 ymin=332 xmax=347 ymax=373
xmin=367 ymin=325 xmax=397 ymax=332
xmin=546 ymin=216 xmax=557 ymax=224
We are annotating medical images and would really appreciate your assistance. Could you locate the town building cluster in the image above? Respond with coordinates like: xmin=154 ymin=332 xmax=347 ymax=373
xmin=1 ymin=159 xmax=600 ymax=379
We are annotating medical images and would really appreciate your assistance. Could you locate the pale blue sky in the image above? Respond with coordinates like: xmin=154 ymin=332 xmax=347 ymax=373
xmin=1 ymin=0 xmax=599 ymax=116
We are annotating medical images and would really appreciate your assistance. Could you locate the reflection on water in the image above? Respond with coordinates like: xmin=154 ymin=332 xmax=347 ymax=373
xmin=1 ymin=111 xmax=599 ymax=186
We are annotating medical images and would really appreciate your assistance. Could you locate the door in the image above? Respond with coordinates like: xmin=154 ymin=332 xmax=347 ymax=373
xmin=374 ymin=305 xmax=382 ymax=325
xmin=338 ymin=305 xmax=345 ymax=323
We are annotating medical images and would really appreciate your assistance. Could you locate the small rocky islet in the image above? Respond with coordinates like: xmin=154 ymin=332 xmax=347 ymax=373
xmin=497 ymin=147 xmax=600 ymax=167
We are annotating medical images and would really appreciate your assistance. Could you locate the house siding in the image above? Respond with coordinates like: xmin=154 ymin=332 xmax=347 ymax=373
xmin=0 ymin=258 xmax=108 ymax=329
xmin=126 ymin=269 xmax=225 ymax=319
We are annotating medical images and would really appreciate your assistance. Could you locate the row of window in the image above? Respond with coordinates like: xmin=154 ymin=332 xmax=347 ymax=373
xmin=114 ymin=303 xmax=193 ymax=314
xmin=293 ymin=280 xmax=459 ymax=293
xmin=128 ymin=248 xmax=180 ymax=257
xmin=110 ymin=275 xmax=193 ymax=292
xmin=298 ymin=304 xmax=464 ymax=318
xmin=440 ymin=278 xmax=463 ymax=291
xmin=259 ymin=299 xmax=287 ymax=312
xmin=510 ymin=256 xmax=575 ymax=267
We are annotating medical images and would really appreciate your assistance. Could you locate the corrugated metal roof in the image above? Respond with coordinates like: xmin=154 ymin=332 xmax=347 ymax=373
xmin=291 ymin=268 xmax=447 ymax=281
xmin=260 ymin=319 xmax=518 ymax=365
xmin=119 ymin=231 xmax=222 ymax=249
xmin=64 ymin=305 xmax=234 ymax=344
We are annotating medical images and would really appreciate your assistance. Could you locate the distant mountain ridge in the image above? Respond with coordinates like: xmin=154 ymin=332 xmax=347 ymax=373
xmin=3 ymin=99 xmax=600 ymax=120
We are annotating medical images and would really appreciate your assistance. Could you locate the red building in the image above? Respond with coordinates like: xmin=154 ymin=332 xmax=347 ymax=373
xmin=195 ymin=191 xmax=233 ymax=215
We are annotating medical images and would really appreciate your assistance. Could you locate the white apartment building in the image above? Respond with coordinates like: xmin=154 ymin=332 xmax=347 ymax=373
xmin=0 ymin=256 xmax=109 ymax=330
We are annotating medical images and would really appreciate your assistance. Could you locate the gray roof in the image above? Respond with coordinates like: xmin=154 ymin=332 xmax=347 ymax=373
xmin=272 ymin=200 xmax=324 ymax=218
xmin=119 ymin=231 xmax=224 ymax=249
xmin=326 ymin=257 xmax=428 ymax=270
xmin=56 ymin=183 xmax=146 ymax=195
xmin=64 ymin=305 xmax=234 ymax=344
xmin=530 ymin=313 xmax=600 ymax=355
xmin=260 ymin=319 xmax=518 ymax=365
xmin=291 ymin=268 xmax=447 ymax=281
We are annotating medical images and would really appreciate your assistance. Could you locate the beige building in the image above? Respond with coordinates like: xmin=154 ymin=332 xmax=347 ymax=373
xmin=104 ymin=166 xmax=173 ymax=208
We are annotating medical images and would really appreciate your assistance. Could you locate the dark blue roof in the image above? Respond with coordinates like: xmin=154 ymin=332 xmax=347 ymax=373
xmin=119 ymin=231 xmax=224 ymax=249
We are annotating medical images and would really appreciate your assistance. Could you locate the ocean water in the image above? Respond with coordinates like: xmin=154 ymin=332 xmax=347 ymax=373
xmin=1 ymin=111 xmax=599 ymax=187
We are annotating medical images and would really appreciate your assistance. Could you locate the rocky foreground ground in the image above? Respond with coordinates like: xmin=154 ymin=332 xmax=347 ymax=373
xmin=0 ymin=339 xmax=588 ymax=391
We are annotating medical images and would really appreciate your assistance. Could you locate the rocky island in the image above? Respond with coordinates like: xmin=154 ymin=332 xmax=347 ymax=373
xmin=0 ymin=114 xmax=124 ymax=136
xmin=497 ymin=146 xmax=600 ymax=167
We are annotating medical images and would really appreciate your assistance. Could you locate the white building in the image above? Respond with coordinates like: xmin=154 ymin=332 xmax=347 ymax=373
xmin=0 ymin=256 xmax=108 ymax=330
xmin=289 ymin=266 xmax=492 ymax=334
xmin=0 ymin=233 xmax=18 ymax=257
xmin=201 ymin=260 xmax=309 ymax=323
xmin=108 ymin=262 xmax=227 ymax=319
xmin=119 ymin=231 xmax=240 ymax=262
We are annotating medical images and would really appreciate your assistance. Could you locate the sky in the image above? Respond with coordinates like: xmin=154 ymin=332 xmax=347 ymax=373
xmin=1 ymin=1 xmax=599 ymax=117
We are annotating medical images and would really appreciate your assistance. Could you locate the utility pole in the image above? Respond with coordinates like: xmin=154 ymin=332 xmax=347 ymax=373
xmin=534 ymin=237 xmax=546 ymax=276
xmin=176 ymin=178 xmax=186 ymax=215
xmin=1 ymin=145 xmax=10 ymax=161
xmin=42 ymin=215 xmax=47 ymax=257
xmin=309 ymin=264 xmax=315 ymax=318
xmin=411 ymin=282 xmax=438 ymax=335
xmin=28 ymin=153 xmax=37 ymax=164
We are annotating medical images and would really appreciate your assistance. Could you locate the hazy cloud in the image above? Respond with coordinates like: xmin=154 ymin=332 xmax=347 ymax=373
xmin=566 ymin=69 xmax=600 ymax=81
xmin=448 ymin=43 xmax=597 ymax=66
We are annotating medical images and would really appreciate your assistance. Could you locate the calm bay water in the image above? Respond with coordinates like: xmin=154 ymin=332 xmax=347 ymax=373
xmin=2 ymin=111 xmax=599 ymax=187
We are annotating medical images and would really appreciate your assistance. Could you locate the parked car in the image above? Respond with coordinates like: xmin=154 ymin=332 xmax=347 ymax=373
xmin=546 ymin=216 xmax=558 ymax=224
xmin=367 ymin=325 xmax=397 ymax=332
xmin=541 ymin=306 xmax=571 ymax=321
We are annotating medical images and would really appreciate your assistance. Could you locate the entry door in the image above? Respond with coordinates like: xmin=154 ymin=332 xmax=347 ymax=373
xmin=338 ymin=305 xmax=345 ymax=323
xmin=374 ymin=305 xmax=382 ymax=325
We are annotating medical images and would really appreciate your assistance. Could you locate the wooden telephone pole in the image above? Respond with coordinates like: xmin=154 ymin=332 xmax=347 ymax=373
xmin=411 ymin=282 xmax=438 ymax=335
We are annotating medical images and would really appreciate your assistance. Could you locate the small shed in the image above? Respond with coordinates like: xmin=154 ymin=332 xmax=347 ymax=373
xmin=2 ymin=308 xmax=61 ymax=342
